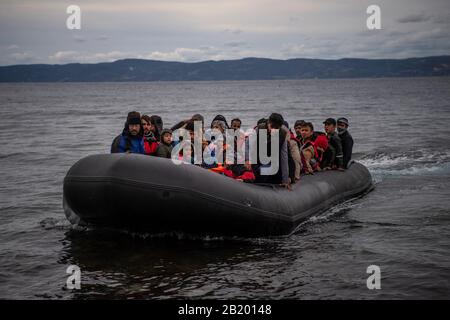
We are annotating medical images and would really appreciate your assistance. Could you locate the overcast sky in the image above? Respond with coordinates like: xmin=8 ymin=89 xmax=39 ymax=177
xmin=1 ymin=0 xmax=449 ymax=65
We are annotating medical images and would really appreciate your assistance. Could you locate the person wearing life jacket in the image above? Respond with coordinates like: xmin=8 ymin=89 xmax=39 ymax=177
xmin=337 ymin=117 xmax=354 ymax=169
xmin=155 ymin=129 xmax=173 ymax=159
xmin=313 ymin=131 xmax=333 ymax=170
xmin=299 ymin=122 xmax=316 ymax=174
xmin=111 ymin=111 xmax=145 ymax=154
xmin=203 ymin=120 xmax=229 ymax=172
xmin=141 ymin=115 xmax=159 ymax=156
xmin=312 ymin=134 xmax=329 ymax=171
xmin=323 ymin=118 xmax=344 ymax=170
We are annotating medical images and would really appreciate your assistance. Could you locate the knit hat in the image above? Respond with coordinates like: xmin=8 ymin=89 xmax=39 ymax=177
xmin=337 ymin=117 xmax=349 ymax=126
xmin=314 ymin=134 xmax=329 ymax=151
xmin=160 ymin=128 xmax=172 ymax=137
xmin=127 ymin=111 xmax=141 ymax=125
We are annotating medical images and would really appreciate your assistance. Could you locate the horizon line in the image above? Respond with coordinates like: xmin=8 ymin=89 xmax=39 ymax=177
xmin=1 ymin=54 xmax=449 ymax=68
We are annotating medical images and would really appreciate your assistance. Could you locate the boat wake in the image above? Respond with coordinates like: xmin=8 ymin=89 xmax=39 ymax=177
xmin=358 ymin=149 xmax=450 ymax=178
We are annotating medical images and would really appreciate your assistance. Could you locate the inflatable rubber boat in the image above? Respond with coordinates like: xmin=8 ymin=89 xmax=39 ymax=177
xmin=63 ymin=154 xmax=373 ymax=237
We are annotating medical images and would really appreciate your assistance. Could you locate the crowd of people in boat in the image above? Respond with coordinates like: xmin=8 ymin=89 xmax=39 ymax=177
xmin=111 ymin=111 xmax=353 ymax=189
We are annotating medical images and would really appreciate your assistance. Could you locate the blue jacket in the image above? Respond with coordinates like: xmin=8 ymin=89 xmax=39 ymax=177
xmin=111 ymin=131 xmax=145 ymax=154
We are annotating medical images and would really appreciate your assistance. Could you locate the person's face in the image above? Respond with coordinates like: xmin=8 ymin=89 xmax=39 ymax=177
xmin=212 ymin=125 xmax=224 ymax=134
xmin=337 ymin=122 xmax=347 ymax=131
xmin=163 ymin=133 xmax=172 ymax=145
xmin=294 ymin=126 xmax=302 ymax=136
xmin=189 ymin=130 xmax=195 ymax=141
xmin=129 ymin=124 xmax=141 ymax=136
xmin=300 ymin=126 xmax=312 ymax=139
xmin=324 ymin=123 xmax=336 ymax=134
xmin=141 ymin=120 xmax=151 ymax=134
xmin=231 ymin=121 xmax=241 ymax=130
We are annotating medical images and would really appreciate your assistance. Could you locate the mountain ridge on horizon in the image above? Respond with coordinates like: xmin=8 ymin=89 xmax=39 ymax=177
xmin=1 ymin=55 xmax=449 ymax=82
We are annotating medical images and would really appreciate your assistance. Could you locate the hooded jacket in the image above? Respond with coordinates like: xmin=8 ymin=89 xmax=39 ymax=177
xmin=111 ymin=127 xmax=145 ymax=154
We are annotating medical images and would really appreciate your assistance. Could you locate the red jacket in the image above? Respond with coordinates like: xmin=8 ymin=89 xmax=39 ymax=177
xmin=144 ymin=139 xmax=159 ymax=155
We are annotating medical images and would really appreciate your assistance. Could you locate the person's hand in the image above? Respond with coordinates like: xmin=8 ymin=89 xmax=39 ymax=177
xmin=244 ymin=162 xmax=252 ymax=171
xmin=236 ymin=179 xmax=244 ymax=182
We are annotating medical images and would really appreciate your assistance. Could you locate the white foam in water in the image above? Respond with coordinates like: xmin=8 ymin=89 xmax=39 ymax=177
xmin=359 ymin=149 xmax=450 ymax=177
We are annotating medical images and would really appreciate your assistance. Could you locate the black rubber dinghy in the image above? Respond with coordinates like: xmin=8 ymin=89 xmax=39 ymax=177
xmin=63 ymin=154 xmax=373 ymax=237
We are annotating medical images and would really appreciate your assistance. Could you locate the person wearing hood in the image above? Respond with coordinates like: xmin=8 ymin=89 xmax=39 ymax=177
xmin=211 ymin=114 xmax=230 ymax=129
xmin=141 ymin=115 xmax=159 ymax=156
xmin=155 ymin=129 xmax=173 ymax=159
xmin=111 ymin=111 xmax=145 ymax=154
xmin=337 ymin=117 xmax=354 ymax=168
xmin=150 ymin=115 xmax=163 ymax=140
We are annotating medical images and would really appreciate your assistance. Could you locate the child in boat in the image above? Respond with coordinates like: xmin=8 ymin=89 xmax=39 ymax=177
xmin=155 ymin=129 xmax=173 ymax=159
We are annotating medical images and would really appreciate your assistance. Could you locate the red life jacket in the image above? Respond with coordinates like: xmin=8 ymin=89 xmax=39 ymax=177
xmin=311 ymin=135 xmax=329 ymax=162
xmin=144 ymin=140 xmax=159 ymax=155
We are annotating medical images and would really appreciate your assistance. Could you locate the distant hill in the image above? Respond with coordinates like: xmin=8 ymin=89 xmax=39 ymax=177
xmin=1 ymin=56 xmax=449 ymax=82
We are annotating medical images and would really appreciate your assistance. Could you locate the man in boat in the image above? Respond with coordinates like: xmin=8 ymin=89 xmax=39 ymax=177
xmin=323 ymin=118 xmax=344 ymax=171
xmin=141 ymin=114 xmax=159 ymax=156
xmin=252 ymin=113 xmax=291 ymax=189
xmin=337 ymin=117 xmax=354 ymax=168
xmin=110 ymin=111 xmax=145 ymax=154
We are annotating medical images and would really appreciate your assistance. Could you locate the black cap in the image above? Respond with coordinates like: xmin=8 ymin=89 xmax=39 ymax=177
xmin=323 ymin=118 xmax=336 ymax=126
xmin=337 ymin=117 xmax=349 ymax=126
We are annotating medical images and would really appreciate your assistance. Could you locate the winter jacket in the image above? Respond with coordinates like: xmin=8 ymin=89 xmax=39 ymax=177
xmin=338 ymin=130 xmax=354 ymax=168
xmin=327 ymin=131 xmax=344 ymax=169
xmin=155 ymin=142 xmax=173 ymax=159
xmin=111 ymin=129 xmax=145 ymax=154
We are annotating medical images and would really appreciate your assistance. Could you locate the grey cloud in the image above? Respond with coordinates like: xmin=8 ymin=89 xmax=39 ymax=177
xmin=224 ymin=41 xmax=247 ymax=48
xmin=223 ymin=28 xmax=243 ymax=35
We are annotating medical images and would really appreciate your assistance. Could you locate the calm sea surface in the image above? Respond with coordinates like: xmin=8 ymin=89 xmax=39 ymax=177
xmin=0 ymin=78 xmax=449 ymax=299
